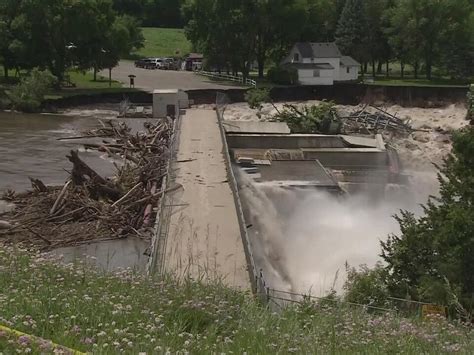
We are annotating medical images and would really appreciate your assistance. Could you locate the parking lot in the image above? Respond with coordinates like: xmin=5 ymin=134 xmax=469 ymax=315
xmin=104 ymin=61 xmax=240 ymax=92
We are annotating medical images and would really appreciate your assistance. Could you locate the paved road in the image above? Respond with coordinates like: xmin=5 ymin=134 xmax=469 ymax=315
xmin=163 ymin=108 xmax=250 ymax=290
xmin=104 ymin=61 xmax=240 ymax=92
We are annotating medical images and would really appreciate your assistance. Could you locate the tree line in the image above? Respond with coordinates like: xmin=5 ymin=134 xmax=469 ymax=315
xmin=0 ymin=0 xmax=144 ymax=82
xmin=183 ymin=0 xmax=474 ymax=80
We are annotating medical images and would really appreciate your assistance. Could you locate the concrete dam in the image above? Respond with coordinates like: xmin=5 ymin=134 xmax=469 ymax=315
xmin=217 ymin=111 xmax=409 ymax=297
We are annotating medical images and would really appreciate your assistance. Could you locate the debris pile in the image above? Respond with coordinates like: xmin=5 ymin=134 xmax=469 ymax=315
xmin=0 ymin=119 xmax=174 ymax=250
xmin=340 ymin=105 xmax=414 ymax=135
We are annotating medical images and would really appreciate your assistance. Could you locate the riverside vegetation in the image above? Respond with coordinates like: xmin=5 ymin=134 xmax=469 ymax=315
xmin=0 ymin=246 xmax=473 ymax=354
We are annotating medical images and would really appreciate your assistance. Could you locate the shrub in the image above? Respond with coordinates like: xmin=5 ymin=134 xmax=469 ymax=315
xmin=274 ymin=101 xmax=341 ymax=134
xmin=267 ymin=66 xmax=298 ymax=85
xmin=7 ymin=68 xmax=56 ymax=112
xmin=467 ymin=84 xmax=473 ymax=122
xmin=245 ymin=88 xmax=270 ymax=109
xmin=343 ymin=263 xmax=392 ymax=309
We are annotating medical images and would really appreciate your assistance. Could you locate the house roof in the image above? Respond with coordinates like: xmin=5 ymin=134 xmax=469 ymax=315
xmin=340 ymin=56 xmax=360 ymax=67
xmin=284 ymin=63 xmax=334 ymax=70
xmin=295 ymin=42 xmax=341 ymax=58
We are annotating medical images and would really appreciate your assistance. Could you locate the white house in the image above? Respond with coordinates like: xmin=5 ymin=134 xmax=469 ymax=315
xmin=281 ymin=42 xmax=360 ymax=85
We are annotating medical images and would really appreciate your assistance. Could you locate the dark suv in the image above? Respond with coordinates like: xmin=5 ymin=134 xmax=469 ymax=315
xmin=163 ymin=58 xmax=178 ymax=70
xmin=134 ymin=58 xmax=152 ymax=68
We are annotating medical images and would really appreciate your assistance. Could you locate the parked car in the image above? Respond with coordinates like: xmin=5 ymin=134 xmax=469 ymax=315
xmin=135 ymin=58 xmax=152 ymax=68
xmin=163 ymin=58 xmax=178 ymax=70
xmin=145 ymin=58 xmax=164 ymax=69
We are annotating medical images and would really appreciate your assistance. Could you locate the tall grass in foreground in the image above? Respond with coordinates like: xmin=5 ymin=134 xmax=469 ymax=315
xmin=0 ymin=246 xmax=473 ymax=354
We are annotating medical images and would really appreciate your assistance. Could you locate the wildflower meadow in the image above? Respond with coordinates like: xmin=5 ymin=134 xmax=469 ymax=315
xmin=0 ymin=246 xmax=473 ymax=354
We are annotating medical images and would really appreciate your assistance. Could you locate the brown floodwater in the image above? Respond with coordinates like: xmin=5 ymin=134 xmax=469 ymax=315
xmin=0 ymin=110 xmax=147 ymax=192
xmin=0 ymin=110 xmax=151 ymax=271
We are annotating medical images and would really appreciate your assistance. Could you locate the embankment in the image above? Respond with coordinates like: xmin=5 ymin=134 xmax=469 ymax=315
xmin=43 ymin=84 xmax=469 ymax=109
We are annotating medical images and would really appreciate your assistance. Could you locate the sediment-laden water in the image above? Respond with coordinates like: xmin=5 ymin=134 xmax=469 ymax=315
xmin=0 ymin=109 xmax=151 ymax=271
xmin=0 ymin=110 xmax=149 ymax=192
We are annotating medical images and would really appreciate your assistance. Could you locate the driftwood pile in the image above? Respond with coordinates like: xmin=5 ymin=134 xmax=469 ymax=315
xmin=340 ymin=105 xmax=414 ymax=135
xmin=0 ymin=119 xmax=174 ymax=250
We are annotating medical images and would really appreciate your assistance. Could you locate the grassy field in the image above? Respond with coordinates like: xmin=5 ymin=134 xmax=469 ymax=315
xmin=369 ymin=77 xmax=470 ymax=87
xmin=44 ymin=70 xmax=138 ymax=100
xmin=66 ymin=70 xmax=122 ymax=89
xmin=1 ymin=246 xmax=473 ymax=354
xmin=130 ymin=27 xmax=192 ymax=59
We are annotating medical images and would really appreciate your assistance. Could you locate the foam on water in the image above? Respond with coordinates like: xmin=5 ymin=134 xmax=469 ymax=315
xmin=238 ymin=170 xmax=438 ymax=296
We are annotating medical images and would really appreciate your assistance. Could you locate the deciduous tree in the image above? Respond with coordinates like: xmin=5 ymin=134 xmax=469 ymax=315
xmin=335 ymin=0 xmax=369 ymax=67
xmin=381 ymin=127 xmax=474 ymax=310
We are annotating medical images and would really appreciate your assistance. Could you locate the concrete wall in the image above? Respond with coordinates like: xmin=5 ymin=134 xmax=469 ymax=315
xmin=153 ymin=90 xmax=179 ymax=118
xmin=301 ymin=149 xmax=389 ymax=168
xmin=226 ymin=134 xmax=351 ymax=150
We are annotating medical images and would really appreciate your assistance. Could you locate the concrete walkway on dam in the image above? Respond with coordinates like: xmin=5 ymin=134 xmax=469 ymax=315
xmin=163 ymin=108 xmax=250 ymax=290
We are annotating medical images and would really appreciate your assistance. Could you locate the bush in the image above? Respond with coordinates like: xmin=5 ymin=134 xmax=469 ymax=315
xmin=468 ymin=84 xmax=473 ymax=123
xmin=7 ymin=68 xmax=56 ymax=112
xmin=343 ymin=263 xmax=392 ymax=309
xmin=245 ymin=88 xmax=270 ymax=109
xmin=267 ymin=66 xmax=298 ymax=85
xmin=274 ymin=101 xmax=341 ymax=134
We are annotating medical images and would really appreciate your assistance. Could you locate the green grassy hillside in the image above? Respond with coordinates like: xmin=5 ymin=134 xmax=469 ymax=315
xmin=132 ymin=27 xmax=192 ymax=59
xmin=1 ymin=247 xmax=473 ymax=354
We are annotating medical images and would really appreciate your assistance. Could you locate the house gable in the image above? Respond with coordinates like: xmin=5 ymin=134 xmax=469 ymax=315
xmin=281 ymin=42 xmax=359 ymax=85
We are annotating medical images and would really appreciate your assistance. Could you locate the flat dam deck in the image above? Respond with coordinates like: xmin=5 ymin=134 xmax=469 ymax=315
xmin=164 ymin=108 xmax=250 ymax=289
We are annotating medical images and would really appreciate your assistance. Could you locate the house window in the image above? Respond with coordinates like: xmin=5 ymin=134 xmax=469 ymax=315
xmin=293 ymin=53 xmax=299 ymax=62
xmin=346 ymin=67 xmax=350 ymax=74
xmin=313 ymin=69 xmax=320 ymax=77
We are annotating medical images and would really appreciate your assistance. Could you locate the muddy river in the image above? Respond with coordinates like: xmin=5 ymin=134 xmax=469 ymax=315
xmin=0 ymin=110 xmax=147 ymax=192
xmin=0 ymin=109 xmax=151 ymax=271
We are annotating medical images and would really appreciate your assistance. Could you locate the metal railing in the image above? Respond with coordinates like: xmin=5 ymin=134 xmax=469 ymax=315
xmin=146 ymin=112 xmax=182 ymax=276
xmin=198 ymin=70 xmax=257 ymax=88
xmin=215 ymin=92 xmax=265 ymax=297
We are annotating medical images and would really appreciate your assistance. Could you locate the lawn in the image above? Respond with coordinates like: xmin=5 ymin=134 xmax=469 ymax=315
xmin=1 ymin=246 xmax=473 ymax=354
xmin=369 ymin=77 xmax=470 ymax=88
xmin=130 ymin=27 xmax=192 ymax=59
xmin=362 ymin=61 xmax=471 ymax=87
xmin=66 ymin=70 xmax=122 ymax=89
xmin=45 ymin=70 xmax=138 ymax=100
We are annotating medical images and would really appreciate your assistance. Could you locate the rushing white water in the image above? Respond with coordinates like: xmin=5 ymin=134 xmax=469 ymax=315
xmin=238 ymin=170 xmax=439 ymax=296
